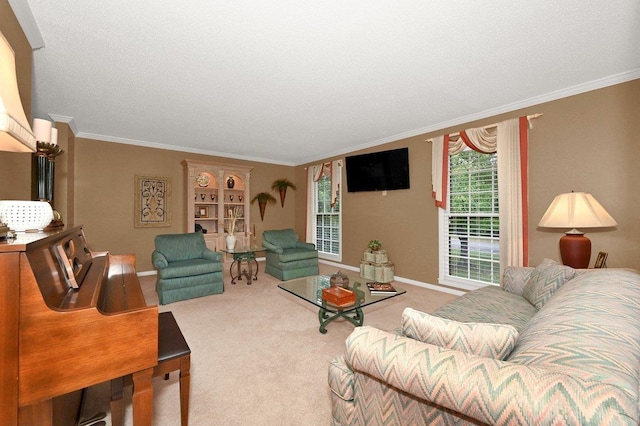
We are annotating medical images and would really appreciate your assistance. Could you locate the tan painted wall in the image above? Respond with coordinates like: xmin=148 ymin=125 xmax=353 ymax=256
xmin=70 ymin=140 xmax=295 ymax=271
xmin=296 ymin=80 xmax=640 ymax=285
xmin=2 ymin=9 xmax=639 ymax=283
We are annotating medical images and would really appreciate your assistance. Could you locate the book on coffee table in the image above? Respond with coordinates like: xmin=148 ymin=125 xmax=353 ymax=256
xmin=366 ymin=282 xmax=397 ymax=294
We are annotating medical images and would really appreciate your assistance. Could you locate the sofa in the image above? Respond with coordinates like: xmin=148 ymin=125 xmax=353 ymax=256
xmin=152 ymin=232 xmax=224 ymax=304
xmin=262 ymin=228 xmax=319 ymax=281
xmin=329 ymin=260 xmax=640 ymax=425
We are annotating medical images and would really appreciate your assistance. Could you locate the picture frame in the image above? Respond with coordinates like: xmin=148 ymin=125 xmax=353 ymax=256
xmin=196 ymin=206 xmax=209 ymax=218
xmin=135 ymin=175 xmax=171 ymax=228
xmin=594 ymin=251 xmax=608 ymax=268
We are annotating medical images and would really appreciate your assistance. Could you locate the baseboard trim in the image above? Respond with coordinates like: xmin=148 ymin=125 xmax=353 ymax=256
xmin=318 ymin=259 xmax=465 ymax=297
xmin=139 ymin=260 xmax=465 ymax=297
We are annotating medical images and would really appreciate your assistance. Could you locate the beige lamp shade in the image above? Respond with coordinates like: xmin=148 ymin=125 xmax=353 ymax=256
xmin=0 ymin=31 xmax=36 ymax=153
xmin=538 ymin=192 xmax=617 ymax=231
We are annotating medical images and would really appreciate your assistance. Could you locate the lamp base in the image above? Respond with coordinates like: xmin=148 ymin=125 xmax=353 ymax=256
xmin=559 ymin=233 xmax=591 ymax=269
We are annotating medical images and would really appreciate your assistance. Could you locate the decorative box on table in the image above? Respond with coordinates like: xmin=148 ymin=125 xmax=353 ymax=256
xmin=322 ymin=286 xmax=356 ymax=307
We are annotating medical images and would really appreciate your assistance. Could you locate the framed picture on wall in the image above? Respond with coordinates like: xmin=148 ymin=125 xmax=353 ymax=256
xmin=135 ymin=175 xmax=171 ymax=228
xmin=594 ymin=251 xmax=608 ymax=268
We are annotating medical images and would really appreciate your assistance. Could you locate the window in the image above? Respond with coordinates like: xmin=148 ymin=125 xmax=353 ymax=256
xmin=439 ymin=149 xmax=500 ymax=289
xmin=312 ymin=175 xmax=341 ymax=261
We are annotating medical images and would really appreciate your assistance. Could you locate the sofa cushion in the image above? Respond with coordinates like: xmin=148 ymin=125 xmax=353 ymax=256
xmin=432 ymin=285 xmax=537 ymax=332
xmin=522 ymin=258 xmax=576 ymax=309
xmin=402 ymin=308 xmax=519 ymax=360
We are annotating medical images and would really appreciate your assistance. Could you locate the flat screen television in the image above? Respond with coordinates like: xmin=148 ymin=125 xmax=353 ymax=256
xmin=345 ymin=147 xmax=410 ymax=192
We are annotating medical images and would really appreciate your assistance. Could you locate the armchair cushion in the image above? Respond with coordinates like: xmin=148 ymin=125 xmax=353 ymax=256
xmin=522 ymin=258 xmax=576 ymax=309
xmin=402 ymin=308 xmax=519 ymax=360
xmin=157 ymin=258 xmax=223 ymax=279
xmin=154 ymin=232 xmax=216 ymax=262
xmin=263 ymin=229 xmax=302 ymax=250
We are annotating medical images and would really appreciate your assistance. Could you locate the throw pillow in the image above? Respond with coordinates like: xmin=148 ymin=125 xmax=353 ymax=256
xmin=401 ymin=308 xmax=519 ymax=360
xmin=522 ymin=258 xmax=576 ymax=310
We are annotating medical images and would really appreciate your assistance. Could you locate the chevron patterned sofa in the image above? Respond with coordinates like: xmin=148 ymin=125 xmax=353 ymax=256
xmin=329 ymin=260 xmax=640 ymax=425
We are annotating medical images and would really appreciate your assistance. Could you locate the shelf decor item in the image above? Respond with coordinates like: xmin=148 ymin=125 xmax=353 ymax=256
xmin=0 ymin=200 xmax=53 ymax=232
xmin=226 ymin=175 xmax=235 ymax=189
xmin=251 ymin=192 xmax=276 ymax=221
xmin=271 ymin=178 xmax=296 ymax=207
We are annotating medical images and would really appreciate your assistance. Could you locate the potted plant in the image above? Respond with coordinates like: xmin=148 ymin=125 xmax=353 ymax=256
xmin=271 ymin=178 xmax=296 ymax=207
xmin=368 ymin=240 xmax=382 ymax=251
xmin=251 ymin=192 xmax=277 ymax=221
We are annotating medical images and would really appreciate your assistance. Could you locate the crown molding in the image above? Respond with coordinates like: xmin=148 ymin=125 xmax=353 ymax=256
xmin=48 ymin=114 xmax=78 ymax=135
xmin=298 ymin=68 xmax=640 ymax=166
xmin=8 ymin=0 xmax=45 ymax=50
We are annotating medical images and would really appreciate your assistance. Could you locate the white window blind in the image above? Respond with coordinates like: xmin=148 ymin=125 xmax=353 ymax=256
xmin=440 ymin=150 xmax=500 ymax=287
xmin=313 ymin=175 xmax=341 ymax=260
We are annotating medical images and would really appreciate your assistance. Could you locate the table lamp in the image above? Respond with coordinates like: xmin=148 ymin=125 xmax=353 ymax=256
xmin=538 ymin=192 xmax=617 ymax=268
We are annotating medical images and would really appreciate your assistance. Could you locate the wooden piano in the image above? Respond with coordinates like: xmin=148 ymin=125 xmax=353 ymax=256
xmin=0 ymin=226 xmax=158 ymax=425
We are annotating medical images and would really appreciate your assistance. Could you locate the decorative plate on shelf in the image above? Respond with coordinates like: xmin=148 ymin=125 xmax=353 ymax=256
xmin=196 ymin=173 xmax=210 ymax=187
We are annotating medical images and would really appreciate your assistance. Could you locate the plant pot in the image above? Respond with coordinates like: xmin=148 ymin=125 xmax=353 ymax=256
xmin=258 ymin=201 xmax=267 ymax=221
xmin=278 ymin=188 xmax=286 ymax=207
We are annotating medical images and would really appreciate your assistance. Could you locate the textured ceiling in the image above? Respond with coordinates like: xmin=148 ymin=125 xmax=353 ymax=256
xmin=16 ymin=0 xmax=640 ymax=165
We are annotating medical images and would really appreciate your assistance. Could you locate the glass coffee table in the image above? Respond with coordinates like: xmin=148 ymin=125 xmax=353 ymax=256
xmin=221 ymin=246 xmax=264 ymax=285
xmin=278 ymin=274 xmax=406 ymax=333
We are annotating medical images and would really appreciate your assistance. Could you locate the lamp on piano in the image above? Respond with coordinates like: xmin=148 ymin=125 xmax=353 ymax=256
xmin=0 ymin=31 xmax=39 ymax=238
xmin=0 ymin=31 xmax=36 ymax=153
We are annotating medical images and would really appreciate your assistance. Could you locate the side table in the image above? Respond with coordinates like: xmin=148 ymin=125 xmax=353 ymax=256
xmin=221 ymin=246 xmax=263 ymax=285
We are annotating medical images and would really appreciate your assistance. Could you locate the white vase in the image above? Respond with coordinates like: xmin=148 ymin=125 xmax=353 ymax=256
xmin=225 ymin=234 xmax=237 ymax=250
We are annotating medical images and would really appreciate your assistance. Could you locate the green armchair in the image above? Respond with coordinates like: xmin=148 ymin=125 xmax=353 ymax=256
xmin=262 ymin=229 xmax=319 ymax=281
xmin=152 ymin=232 xmax=224 ymax=304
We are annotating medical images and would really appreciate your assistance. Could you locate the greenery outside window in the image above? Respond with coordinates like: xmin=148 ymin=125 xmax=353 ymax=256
xmin=439 ymin=149 xmax=500 ymax=290
xmin=312 ymin=175 xmax=341 ymax=261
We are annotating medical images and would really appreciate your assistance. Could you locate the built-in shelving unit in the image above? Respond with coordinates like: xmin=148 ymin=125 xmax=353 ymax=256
xmin=183 ymin=159 xmax=252 ymax=251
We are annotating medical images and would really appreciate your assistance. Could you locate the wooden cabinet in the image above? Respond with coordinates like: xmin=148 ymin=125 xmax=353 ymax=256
xmin=183 ymin=160 xmax=252 ymax=250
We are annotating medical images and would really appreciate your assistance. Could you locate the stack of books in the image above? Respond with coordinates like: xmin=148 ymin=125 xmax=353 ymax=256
xmin=366 ymin=282 xmax=397 ymax=294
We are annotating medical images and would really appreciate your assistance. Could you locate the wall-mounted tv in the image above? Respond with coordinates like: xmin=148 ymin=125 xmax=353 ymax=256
xmin=345 ymin=147 xmax=410 ymax=192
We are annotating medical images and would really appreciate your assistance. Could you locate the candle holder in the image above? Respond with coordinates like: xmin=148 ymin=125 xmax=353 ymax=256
xmin=33 ymin=141 xmax=65 ymax=230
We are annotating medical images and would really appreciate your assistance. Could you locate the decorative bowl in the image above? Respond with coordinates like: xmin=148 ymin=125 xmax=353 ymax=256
xmin=0 ymin=200 xmax=53 ymax=232
xmin=330 ymin=271 xmax=350 ymax=288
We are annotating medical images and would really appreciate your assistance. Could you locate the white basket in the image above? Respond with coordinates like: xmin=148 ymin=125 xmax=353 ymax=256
xmin=0 ymin=200 xmax=53 ymax=232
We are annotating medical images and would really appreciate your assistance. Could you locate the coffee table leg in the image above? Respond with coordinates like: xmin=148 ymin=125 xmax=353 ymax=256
xmin=318 ymin=307 xmax=364 ymax=334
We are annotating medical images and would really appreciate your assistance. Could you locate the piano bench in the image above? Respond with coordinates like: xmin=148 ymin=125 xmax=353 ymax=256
xmin=110 ymin=311 xmax=191 ymax=426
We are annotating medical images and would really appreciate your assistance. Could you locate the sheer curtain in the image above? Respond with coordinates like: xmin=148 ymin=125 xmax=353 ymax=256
xmin=431 ymin=116 xmax=530 ymax=268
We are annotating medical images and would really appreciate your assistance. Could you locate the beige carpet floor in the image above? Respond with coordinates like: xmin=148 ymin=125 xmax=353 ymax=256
xmin=80 ymin=263 xmax=458 ymax=426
